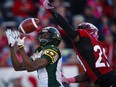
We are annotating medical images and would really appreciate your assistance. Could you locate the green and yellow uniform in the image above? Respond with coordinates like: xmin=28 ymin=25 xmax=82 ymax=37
xmin=31 ymin=45 xmax=63 ymax=87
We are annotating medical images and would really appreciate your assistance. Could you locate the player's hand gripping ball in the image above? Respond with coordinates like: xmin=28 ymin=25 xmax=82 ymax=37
xmin=18 ymin=18 xmax=40 ymax=34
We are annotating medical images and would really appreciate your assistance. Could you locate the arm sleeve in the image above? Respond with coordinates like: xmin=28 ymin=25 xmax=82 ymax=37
xmin=50 ymin=9 xmax=78 ymax=39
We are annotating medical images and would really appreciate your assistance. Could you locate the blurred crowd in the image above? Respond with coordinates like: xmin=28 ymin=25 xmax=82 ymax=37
xmin=0 ymin=0 xmax=116 ymax=78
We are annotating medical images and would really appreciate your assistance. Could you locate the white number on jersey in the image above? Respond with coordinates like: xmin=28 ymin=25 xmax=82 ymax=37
xmin=94 ymin=45 xmax=110 ymax=68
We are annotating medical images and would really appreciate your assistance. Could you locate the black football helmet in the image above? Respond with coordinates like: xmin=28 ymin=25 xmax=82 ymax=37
xmin=77 ymin=22 xmax=99 ymax=39
xmin=37 ymin=26 xmax=61 ymax=46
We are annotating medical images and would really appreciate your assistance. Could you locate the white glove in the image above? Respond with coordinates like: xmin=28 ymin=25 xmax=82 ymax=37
xmin=40 ymin=0 xmax=54 ymax=9
xmin=12 ymin=31 xmax=26 ymax=48
xmin=5 ymin=29 xmax=16 ymax=47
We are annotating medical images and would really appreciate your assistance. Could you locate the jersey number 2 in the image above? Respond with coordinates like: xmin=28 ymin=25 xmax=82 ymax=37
xmin=94 ymin=45 xmax=110 ymax=68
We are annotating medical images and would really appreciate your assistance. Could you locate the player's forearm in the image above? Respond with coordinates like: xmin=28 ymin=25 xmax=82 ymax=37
xmin=50 ymin=9 xmax=78 ymax=39
xmin=74 ymin=72 xmax=90 ymax=83
xmin=10 ymin=47 xmax=25 ymax=71
xmin=67 ymin=72 xmax=89 ymax=83
xmin=19 ymin=48 xmax=35 ymax=71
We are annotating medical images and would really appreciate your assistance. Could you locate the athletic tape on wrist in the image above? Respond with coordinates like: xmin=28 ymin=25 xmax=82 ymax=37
xmin=9 ymin=43 xmax=12 ymax=48
xmin=18 ymin=45 xmax=24 ymax=49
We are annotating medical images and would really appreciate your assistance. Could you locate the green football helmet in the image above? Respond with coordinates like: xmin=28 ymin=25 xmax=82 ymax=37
xmin=37 ymin=26 xmax=61 ymax=46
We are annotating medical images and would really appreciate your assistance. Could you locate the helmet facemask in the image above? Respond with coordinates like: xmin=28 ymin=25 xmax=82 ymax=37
xmin=38 ymin=31 xmax=51 ymax=46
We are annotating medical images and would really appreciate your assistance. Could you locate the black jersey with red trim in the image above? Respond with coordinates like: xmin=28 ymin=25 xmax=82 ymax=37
xmin=50 ymin=8 xmax=113 ymax=83
xmin=72 ymin=29 xmax=112 ymax=82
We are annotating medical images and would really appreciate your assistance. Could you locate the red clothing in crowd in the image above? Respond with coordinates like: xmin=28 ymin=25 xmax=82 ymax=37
xmin=12 ymin=0 xmax=34 ymax=17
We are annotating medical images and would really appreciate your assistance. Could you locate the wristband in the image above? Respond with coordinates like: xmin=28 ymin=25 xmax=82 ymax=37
xmin=18 ymin=45 xmax=24 ymax=49
xmin=68 ymin=77 xmax=76 ymax=83
xmin=9 ymin=43 xmax=12 ymax=48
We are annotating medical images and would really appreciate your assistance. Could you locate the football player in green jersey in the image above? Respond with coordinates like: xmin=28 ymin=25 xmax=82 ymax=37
xmin=5 ymin=27 xmax=64 ymax=87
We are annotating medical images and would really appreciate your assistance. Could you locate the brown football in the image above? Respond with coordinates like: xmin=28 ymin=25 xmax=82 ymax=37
xmin=18 ymin=18 xmax=40 ymax=34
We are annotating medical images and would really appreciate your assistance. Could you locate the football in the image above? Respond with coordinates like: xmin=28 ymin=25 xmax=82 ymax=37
xmin=18 ymin=18 xmax=40 ymax=34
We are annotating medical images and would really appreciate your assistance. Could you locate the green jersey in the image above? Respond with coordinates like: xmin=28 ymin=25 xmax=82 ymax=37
xmin=31 ymin=45 xmax=63 ymax=87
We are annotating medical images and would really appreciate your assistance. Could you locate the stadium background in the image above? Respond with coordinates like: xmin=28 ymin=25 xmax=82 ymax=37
xmin=0 ymin=0 xmax=116 ymax=87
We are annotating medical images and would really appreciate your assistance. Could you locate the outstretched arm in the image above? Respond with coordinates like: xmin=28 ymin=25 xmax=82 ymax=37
xmin=40 ymin=0 xmax=79 ymax=40
xmin=5 ymin=29 xmax=26 ymax=71
xmin=74 ymin=72 xmax=90 ymax=82
xmin=18 ymin=47 xmax=49 ymax=72
xmin=50 ymin=9 xmax=78 ymax=39
xmin=62 ymin=72 xmax=90 ymax=84
xmin=12 ymin=31 xmax=49 ymax=72
xmin=10 ymin=47 xmax=26 ymax=71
